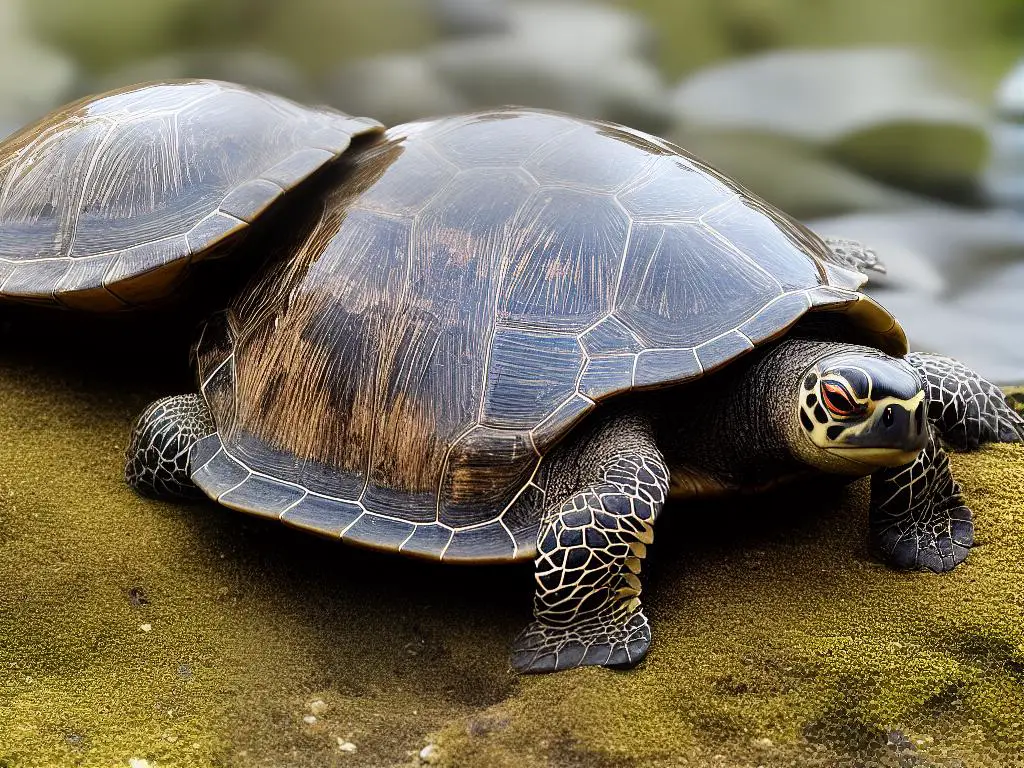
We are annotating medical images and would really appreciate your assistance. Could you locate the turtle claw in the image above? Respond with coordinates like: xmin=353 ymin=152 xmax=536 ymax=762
xmin=510 ymin=613 xmax=651 ymax=674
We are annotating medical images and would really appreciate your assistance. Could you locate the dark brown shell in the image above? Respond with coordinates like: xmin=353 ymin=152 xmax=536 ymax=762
xmin=188 ymin=109 xmax=906 ymax=563
xmin=0 ymin=80 xmax=382 ymax=309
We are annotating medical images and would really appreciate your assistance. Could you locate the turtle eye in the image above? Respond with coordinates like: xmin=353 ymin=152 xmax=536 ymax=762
xmin=821 ymin=381 xmax=863 ymax=418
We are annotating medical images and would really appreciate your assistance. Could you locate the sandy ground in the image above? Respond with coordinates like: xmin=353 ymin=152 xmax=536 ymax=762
xmin=0 ymin=313 xmax=1022 ymax=768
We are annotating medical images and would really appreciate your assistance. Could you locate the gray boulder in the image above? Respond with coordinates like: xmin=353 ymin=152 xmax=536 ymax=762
xmin=329 ymin=1 xmax=669 ymax=131
xmin=984 ymin=58 xmax=1024 ymax=209
xmin=325 ymin=53 xmax=469 ymax=127
xmin=669 ymin=126 xmax=926 ymax=219
xmin=810 ymin=207 xmax=1024 ymax=384
xmin=673 ymin=48 xmax=988 ymax=199
xmin=430 ymin=0 xmax=511 ymax=37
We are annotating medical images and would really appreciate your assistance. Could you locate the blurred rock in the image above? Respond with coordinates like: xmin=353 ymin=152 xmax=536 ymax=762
xmin=671 ymin=127 xmax=926 ymax=219
xmin=810 ymin=207 xmax=1024 ymax=383
xmin=326 ymin=54 xmax=468 ymax=126
xmin=430 ymin=1 xmax=669 ymax=130
xmin=327 ymin=0 xmax=670 ymax=131
xmin=83 ymin=49 xmax=315 ymax=103
xmin=431 ymin=0 xmax=510 ymax=38
xmin=673 ymin=49 xmax=989 ymax=201
xmin=983 ymin=57 xmax=1024 ymax=209
xmin=0 ymin=0 xmax=76 ymax=132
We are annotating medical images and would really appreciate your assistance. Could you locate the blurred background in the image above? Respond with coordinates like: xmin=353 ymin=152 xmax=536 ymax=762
xmin=1 ymin=0 xmax=1023 ymax=381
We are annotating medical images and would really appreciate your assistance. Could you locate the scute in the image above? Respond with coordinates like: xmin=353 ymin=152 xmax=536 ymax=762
xmin=0 ymin=79 xmax=382 ymax=308
xmin=188 ymin=108 xmax=906 ymax=563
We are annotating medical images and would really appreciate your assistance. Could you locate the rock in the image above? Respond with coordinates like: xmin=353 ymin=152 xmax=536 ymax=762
xmin=336 ymin=739 xmax=357 ymax=753
xmin=669 ymin=127 xmax=926 ymax=218
xmin=430 ymin=0 xmax=510 ymax=37
xmin=302 ymin=715 xmax=317 ymax=725
xmin=139 ymin=623 xmax=152 ymax=633
xmin=308 ymin=699 xmax=327 ymax=715
xmin=324 ymin=54 xmax=468 ymax=127
xmin=428 ymin=1 xmax=670 ymax=131
xmin=672 ymin=48 xmax=988 ymax=199
xmin=327 ymin=1 xmax=670 ymax=131
xmin=419 ymin=743 xmax=441 ymax=764
xmin=809 ymin=207 xmax=1024 ymax=383
xmin=983 ymin=57 xmax=1024 ymax=209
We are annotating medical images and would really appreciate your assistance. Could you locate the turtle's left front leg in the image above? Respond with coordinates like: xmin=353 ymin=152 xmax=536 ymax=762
xmin=870 ymin=353 xmax=1023 ymax=572
xmin=125 ymin=393 xmax=215 ymax=499
xmin=510 ymin=412 xmax=669 ymax=674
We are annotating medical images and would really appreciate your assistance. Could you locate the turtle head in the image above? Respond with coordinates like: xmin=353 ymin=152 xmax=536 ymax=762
xmin=794 ymin=350 xmax=928 ymax=472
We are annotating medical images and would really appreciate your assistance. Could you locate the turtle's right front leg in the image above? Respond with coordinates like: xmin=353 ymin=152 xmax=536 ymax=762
xmin=125 ymin=394 xmax=215 ymax=499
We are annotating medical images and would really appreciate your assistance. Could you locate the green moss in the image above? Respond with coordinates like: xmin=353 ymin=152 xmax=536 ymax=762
xmin=0 ymin=317 xmax=1021 ymax=766
xmin=1004 ymin=386 xmax=1024 ymax=415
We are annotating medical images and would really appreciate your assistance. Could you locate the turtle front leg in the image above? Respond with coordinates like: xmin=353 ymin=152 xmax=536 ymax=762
xmin=511 ymin=414 xmax=668 ymax=674
xmin=869 ymin=431 xmax=972 ymax=573
xmin=905 ymin=352 xmax=1024 ymax=448
xmin=870 ymin=354 xmax=1024 ymax=572
xmin=125 ymin=394 xmax=215 ymax=499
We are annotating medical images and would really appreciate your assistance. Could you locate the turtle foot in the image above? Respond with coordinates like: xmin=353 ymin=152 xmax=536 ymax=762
xmin=870 ymin=429 xmax=975 ymax=574
xmin=125 ymin=393 xmax=215 ymax=500
xmin=510 ymin=612 xmax=651 ymax=674
xmin=874 ymin=504 xmax=974 ymax=574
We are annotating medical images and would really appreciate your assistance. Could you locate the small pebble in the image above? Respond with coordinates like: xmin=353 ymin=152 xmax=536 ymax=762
xmin=128 ymin=760 xmax=153 ymax=768
xmin=309 ymin=699 xmax=328 ymax=715
xmin=337 ymin=739 xmax=357 ymax=753
xmin=419 ymin=744 xmax=440 ymax=764
xmin=139 ymin=624 xmax=152 ymax=633
xmin=302 ymin=715 xmax=317 ymax=725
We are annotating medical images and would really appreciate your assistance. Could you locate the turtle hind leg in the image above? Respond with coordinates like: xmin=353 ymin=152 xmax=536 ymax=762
xmin=870 ymin=431 xmax=973 ymax=573
xmin=906 ymin=352 xmax=1024 ymax=449
xmin=125 ymin=393 xmax=215 ymax=500
xmin=511 ymin=414 xmax=668 ymax=674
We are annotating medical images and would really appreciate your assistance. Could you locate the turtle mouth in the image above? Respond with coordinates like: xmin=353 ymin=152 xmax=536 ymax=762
xmin=824 ymin=446 xmax=924 ymax=467
xmin=822 ymin=394 xmax=928 ymax=466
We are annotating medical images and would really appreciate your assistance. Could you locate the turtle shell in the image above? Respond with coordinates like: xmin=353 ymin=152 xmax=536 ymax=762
xmin=188 ymin=109 xmax=907 ymax=563
xmin=0 ymin=80 xmax=382 ymax=310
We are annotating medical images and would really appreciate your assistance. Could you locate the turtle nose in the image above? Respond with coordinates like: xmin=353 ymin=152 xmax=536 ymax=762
xmin=878 ymin=400 xmax=928 ymax=452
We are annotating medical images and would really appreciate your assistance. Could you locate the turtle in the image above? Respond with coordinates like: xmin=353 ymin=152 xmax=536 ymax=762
xmin=2 ymin=82 xmax=1022 ymax=675
xmin=0 ymin=79 xmax=382 ymax=309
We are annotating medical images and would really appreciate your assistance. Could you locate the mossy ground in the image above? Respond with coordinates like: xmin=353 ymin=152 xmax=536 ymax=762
xmin=0 ymin=312 xmax=1021 ymax=768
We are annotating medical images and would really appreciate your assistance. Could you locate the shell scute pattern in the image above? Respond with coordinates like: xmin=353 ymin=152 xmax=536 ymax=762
xmin=0 ymin=80 xmax=382 ymax=308
xmin=190 ymin=109 xmax=897 ymax=562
